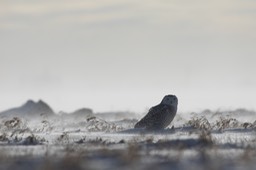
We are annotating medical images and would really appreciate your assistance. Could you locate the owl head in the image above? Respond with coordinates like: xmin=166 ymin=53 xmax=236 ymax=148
xmin=161 ymin=95 xmax=178 ymax=107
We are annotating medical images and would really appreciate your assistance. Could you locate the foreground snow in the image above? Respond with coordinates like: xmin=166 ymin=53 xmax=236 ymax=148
xmin=0 ymin=109 xmax=255 ymax=170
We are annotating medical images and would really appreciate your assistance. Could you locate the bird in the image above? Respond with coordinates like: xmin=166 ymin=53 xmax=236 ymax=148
xmin=134 ymin=95 xmax=178 ymax=130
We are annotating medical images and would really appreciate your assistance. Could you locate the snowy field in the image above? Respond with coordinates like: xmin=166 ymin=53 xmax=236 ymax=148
xmin=0 ymin=109 xmax=256 ymax=170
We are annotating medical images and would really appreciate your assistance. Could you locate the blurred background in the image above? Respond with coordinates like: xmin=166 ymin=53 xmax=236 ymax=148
xmin=0 ymin=0 xmax=256 ymax=113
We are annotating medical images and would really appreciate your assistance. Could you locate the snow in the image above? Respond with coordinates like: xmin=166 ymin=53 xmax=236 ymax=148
xmin=0 ymin=109 xmax=256 ymax=170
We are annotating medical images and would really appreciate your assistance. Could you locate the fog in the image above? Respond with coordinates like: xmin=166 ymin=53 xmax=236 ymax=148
xmin=1 ymin=0 xmax=256 ymax=112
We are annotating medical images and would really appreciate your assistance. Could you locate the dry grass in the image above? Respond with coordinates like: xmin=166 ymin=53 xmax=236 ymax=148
xmin=86 ymin=116 xmax=124 ymax=132
xmin=214 ymin=117 xmax=240 ymax=131
xmin=187 ymin=116 xmax=212 ymax=130
xmin=198 ymin=130 xmax=213 ymax=146
xmin=186 ymin=115 xmax=256 ymax=132
xmin=0 ymin=113 xmax=255 ymax=170
xmin=56 ymin=132 xmax=70 ymax=144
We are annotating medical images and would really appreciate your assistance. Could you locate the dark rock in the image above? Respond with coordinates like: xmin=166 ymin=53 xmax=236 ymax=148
xmin=0 ymin=99 xmax=55 ymax=118
xmin=71 ymin=108 xmax=93 ymax=117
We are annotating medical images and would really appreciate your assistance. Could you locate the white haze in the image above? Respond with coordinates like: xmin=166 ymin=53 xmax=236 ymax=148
xmin=0 ymin=0 xmax=256 ymax=113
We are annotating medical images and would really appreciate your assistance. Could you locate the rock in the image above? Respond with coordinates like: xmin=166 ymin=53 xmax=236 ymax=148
xmin=0 ymin=99 xmax=55 ymax=118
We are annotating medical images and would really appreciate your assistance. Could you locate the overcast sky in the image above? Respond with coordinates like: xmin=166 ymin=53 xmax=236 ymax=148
xmin=1 ymin=0 xmax=256 ymax=113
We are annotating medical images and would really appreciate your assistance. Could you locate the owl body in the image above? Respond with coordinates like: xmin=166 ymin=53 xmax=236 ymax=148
xmin=134 ymin=95 xmax=178 ymax=130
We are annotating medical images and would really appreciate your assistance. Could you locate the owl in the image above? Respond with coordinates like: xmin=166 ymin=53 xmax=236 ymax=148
xmin=134 ymin=95 xmax=178 ymax=130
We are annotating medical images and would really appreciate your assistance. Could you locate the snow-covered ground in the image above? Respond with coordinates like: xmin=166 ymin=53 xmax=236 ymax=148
xmin=0 ymin=109 xmax=256 ymax=170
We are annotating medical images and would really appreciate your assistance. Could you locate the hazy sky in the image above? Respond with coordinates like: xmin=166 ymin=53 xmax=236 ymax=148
xmin=1 ymin=0 xmax=256 ymax=113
